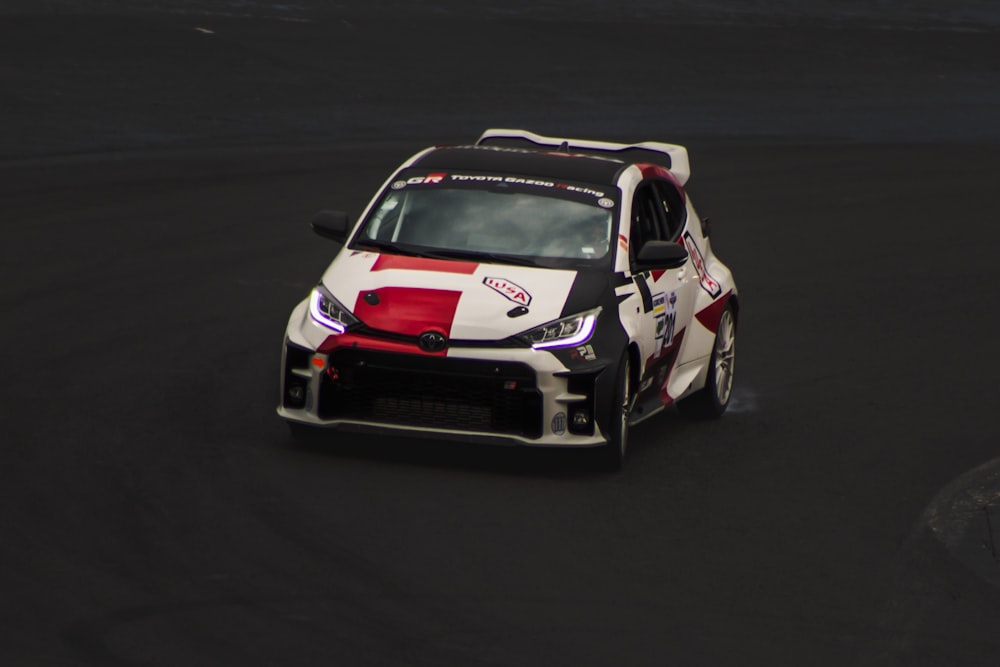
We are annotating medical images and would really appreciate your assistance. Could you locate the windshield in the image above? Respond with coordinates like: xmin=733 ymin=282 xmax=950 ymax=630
xmin=352 ymin=170 xmax=619 ymax=265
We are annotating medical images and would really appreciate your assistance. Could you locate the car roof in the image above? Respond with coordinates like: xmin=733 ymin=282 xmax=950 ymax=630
xmin=411 ymin=145 xmax=629 ymax=185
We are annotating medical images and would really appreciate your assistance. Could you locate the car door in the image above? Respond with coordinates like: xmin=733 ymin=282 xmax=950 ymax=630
xmin=628 ymin=179 xmax=698 ymax=403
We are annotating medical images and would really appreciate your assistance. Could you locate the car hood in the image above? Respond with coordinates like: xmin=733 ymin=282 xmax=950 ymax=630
xmin=320 ymin=251 xmax=581 ymax=341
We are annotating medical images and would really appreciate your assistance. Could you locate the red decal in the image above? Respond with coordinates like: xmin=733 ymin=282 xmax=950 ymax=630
xmin=636 ymin=163 xmax=686 ymax=202
xmin=639 ymin=163 xmax=672 ymax=180
xmin=694 ymin=291 xmax=733 ymax=334
xmin=318 ymin=332 xmax=434 ymax=356
xmin=654 ymin=328 xmax=686 ymax=405
xmin=371 ymin=254 xmax=478 ymax=274
xmin=683 ymin=231 xmax=721 ymax=297
xmin=353 ymin=287 xmax=462 ymax=337
xmin=650 ymin=269 xmax=666 ymax=281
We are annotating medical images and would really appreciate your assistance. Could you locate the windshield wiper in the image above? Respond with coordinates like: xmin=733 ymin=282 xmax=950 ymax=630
xmin=353 ymin=239 xmax=428 ymax=257
xmin=419 ymin=248 xmax=540 ymax=267
xmin=354 ymin=240 xmax=540 ymax=267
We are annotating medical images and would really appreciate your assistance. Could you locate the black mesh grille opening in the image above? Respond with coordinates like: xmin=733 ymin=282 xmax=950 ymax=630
xmin=318 ymin=350 xmax=542 ymax=439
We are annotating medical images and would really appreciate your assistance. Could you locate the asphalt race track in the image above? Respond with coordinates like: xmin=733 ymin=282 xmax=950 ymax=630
xmin=2 ymin=2 xmax=1000 ymax=665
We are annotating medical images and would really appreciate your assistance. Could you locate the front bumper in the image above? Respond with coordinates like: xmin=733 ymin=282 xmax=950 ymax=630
xmin=277 ymin=303 xmax=613 ymax=448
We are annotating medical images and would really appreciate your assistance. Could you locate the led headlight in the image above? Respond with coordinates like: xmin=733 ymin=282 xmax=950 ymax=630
xmin=520 ymin=307 xmax=601 ymax=349
xmin=309 ymin=284 xmax=359 ymax=334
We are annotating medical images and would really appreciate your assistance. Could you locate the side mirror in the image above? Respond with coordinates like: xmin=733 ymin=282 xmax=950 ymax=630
xmin=311 ymin=210 xmax=350 ymax=243
xmin=636 ymin=240 xmax=688 ymax=269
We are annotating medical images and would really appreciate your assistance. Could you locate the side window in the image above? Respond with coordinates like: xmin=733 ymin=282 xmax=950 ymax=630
xmin=653 ymin=180 xmax=687 ymax=241
xmin=629 ymin=182 xmax=669 ymax=262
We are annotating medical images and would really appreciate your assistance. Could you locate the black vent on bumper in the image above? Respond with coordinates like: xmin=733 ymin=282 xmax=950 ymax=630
xmin=318 ymin=349 xmax=542 ymax=439
xmin=282 ymin=343 xmax=313 ymax=409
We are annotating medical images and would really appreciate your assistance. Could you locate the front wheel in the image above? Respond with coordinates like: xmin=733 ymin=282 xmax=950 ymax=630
xmin=677 ymin=305 xmax=736 ymax=419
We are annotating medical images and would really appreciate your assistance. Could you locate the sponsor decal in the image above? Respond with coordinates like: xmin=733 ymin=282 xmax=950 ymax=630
xmin=450 ymin=174 xmax=512 ymax=184
xmin=445 ymin=174 xmax=607 ymax=200
xmin=683 ymin=231 xmax=722 ymax=298
xmin=618 ymin=234 xmax=629 ymax=253
xmin=483 ymin=277 xmax=532 ymax=307
xmin=571 ymin=344 xmax=597 ymax=361
xmin=551 ymin=412 xmax=567 ymax=436
xmin=555 ymin=183 xmax=607 ymax=198
xmin=652 ymin=291 xmax=678 ymax=352
xmin=450 ymin=174 xmax=555 ymax=188
xmin=392 ymin=173 xmax=447 ymax=189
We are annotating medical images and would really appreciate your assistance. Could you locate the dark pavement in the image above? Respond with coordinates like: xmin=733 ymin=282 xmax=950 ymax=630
xmin=2 ymin=2 xmax=999 ymax=665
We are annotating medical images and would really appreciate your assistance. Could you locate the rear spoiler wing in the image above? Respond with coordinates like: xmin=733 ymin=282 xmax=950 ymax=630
xmin=475 ymin=128 xmax=691 ymax=186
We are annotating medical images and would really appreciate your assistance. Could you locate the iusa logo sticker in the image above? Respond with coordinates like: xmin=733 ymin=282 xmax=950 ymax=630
xmin=551 ymin=412 xmax=567 ymax=436
xmin=483 ymin=277 xmax=532 ymax=307
xmin=652 ymin=291 xmax=677 ymax=352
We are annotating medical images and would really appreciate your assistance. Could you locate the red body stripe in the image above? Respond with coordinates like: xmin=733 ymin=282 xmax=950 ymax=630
xmin=371 ymin=254 xmax=478 ymax=274
xmin=636 ymin=163 xmax=686 ymax=202
xmin=353 ymin=287 xmax=462 ymax=337
xmin=318 ymin=332 xmax=437 ymax=356
xmin=638 ymin=163 xmax=672 ymax=180
xmin=694 ymin=291 xmax=732 ymax=334
xmin=652 ymin=328 xmax=686 ymax=406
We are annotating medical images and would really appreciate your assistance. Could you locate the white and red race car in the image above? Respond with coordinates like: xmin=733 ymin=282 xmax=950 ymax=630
xmin=278 ymin=129 xmax=738 ymax=468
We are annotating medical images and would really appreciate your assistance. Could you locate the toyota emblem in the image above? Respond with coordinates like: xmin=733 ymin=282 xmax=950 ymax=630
xmin=418 ymin=331 xmax=448 ymax=353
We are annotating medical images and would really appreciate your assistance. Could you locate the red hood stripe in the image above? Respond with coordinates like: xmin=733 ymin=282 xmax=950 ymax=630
xmin=353 ymin=287 xmax=462 ymax=337
xmin=371 ymin=254 xmax=478 ymax=274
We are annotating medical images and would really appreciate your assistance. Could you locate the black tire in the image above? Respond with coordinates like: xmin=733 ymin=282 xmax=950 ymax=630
xmin=596 ymin=351 xmax=631 ymax=471
xmin=677 ymin=304 xmax=736 ymax=419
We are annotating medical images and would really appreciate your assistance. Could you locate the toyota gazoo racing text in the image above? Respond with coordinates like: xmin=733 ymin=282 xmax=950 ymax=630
xmin=278 ymin=129 xmax=738 ymax=468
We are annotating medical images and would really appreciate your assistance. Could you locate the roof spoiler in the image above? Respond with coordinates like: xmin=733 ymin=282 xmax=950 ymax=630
xmin=475 ymin=128 xmax=691 ymax=186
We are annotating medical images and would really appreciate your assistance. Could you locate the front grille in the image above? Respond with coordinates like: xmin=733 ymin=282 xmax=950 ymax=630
xmin=318 ymin=349 xmax=542 ymax=439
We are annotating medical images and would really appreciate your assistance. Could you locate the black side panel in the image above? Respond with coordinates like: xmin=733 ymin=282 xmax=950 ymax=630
xmin=633 ymin=274 xmax=653 ymax=313
xmin=559 ymin=271 xmax=612 ymax=319
xmin=548 ymin=269 xmax=632 ymax=445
